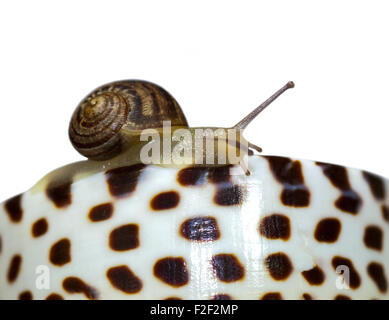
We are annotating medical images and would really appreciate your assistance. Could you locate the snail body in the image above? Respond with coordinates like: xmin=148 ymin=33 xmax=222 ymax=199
xmin=69 ymin=80 xmax=294 ymax=174
xmin=32 ymin=80 xmax=293 ymax=194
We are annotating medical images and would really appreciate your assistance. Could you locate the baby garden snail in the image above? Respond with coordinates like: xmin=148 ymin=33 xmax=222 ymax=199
xmin=69 ymin=80 xmax=294 ymax=175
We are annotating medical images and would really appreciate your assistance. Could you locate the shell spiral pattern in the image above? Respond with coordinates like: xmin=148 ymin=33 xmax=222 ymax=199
xmin=69 ymin=80 xmax=188 ymax=160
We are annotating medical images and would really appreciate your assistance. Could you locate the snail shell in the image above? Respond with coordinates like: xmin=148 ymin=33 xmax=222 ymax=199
xmin=69 ymin=80 xmax=188 ymax=160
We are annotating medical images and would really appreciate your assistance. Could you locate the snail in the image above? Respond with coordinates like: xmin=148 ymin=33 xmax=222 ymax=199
xmin=1 ymin=79 xmax=388 ymax=300
xmin=68 ymin=80 xmax=294 ymax=175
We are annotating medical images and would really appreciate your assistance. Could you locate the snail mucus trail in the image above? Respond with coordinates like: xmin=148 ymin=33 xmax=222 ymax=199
xmin=32 ymin=80 xmax=294 ymax=192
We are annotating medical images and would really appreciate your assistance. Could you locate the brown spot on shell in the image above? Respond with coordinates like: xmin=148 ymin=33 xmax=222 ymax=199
xmin=46 ymin=293 xmax=64 ymax=300
xmin=213 ymin=184 xmax=245 ymax=206
xmin=367 ymin=262 xmax=387 ymax=293
xmin=180 ymin=216 xmax=220 ymax=241
xmin=107 ymin=265 xmax=143 ymax=294
xmin=89 ymin=203 xmax=114 ymax=222
xmin=302 ymin=293 xmax=313 ymax=300
xmin=301 ymin=266 xmax=325 ymax=285
xmin=109 ymin=224 xmax=139 ymax=251
xmin=153 ymin=257 xmax=189 ymax=287
xmin=177 ymin=165 xmax=246 ymax=206
xmin=364 ymin=225 xmax=383 ymax=251
xmin=332 ymin=256 xmax=361 ymax=289
xmin=32 ymin=218 xmax=49 ymax=238
xmin=335 ymin=193 xmax=362 ymax=215
xmin=62 ymin=277 xmax=99 ymax=300
xmin=7 ymin=254 xmax=22 ymax=283
xmin=49 ymin=238 xmax=71 ymax=266
xmin=208 ymin=166 xmax=233 ymax=184
xmin=18 ymin=291 xmax=33 ymax=300
xmin=4 ymin=194 xmax=23 ymax=223
xmin=334 ymin=295 xmax=351 ymax=300
xmin=281 ymin=189 xmax=310 ymax=208
xmin=316 ymin=162 xmax=350 ymax=189
xmin=105 ymin=164 xmax=145 ymax=198
xmin=259 ymin=214 xmax=291 ymax=241
xmin=150 ymin=191 xmax=180 ymax=210
xmin=314 ymin=218 xmax=341 ymax=243
xmin=382 ymin=205 xmax=389 ymax=223
xmin=316 ymin=162 xmax=362 ymax=214
xmin=177 ymin=167 xmax=208 ymax=186
xmin=265 ymin=252 xmax=293 ymax=281
xmin=211 ymin=294 xmax=232 ymax=300
xmin=165 ymin=297 xmax=182 ymax=300
xmin=261 ymin=292 xmax=283 ymax=300
xmin=362 ymin=171 xmax=386 ymax=200
xmin=266 ymin=156 xmax=310 ymax=207
xmin=211 ymin=254 xmax=245 ymax=283
xmin=46 ymin=180 xmax=72 ymax=208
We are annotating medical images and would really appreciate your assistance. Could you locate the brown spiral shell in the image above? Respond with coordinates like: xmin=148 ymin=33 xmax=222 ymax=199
xmin=69 ymin=80 xmax=188 ymax=160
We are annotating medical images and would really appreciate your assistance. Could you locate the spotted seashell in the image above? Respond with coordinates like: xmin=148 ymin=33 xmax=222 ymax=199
xmin=0 ymin=155 xmax=388 ymax=300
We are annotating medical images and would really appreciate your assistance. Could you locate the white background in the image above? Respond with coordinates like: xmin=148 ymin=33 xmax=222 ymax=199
xmin=0 ymin=0 xmax=388 ymax=202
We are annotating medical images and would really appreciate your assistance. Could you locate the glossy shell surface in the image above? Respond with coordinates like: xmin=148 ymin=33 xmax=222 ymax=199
xmin=0 ymin=155 xmax=388 ymax=300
